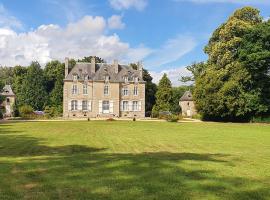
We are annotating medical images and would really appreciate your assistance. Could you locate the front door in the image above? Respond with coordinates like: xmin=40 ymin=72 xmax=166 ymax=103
xmin=6 ymin=105 xmax=11 ymax=115
xmin=187 ymin=109 xmax=191 ymax=117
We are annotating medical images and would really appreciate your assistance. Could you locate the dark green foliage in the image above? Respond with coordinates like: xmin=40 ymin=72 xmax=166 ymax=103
xmin=167 ymin=114 xmax=180 ymax=122
xmin=44 ymin=106 xmax=61 ymax=118
xmin=0 ymin=67 xmax=14 ymax=85
xmin=20 ymin=62 xmax=48 ymax=110
xmin=78 ymin=56 xmax=105 ymax=63
xmin=19 ymin=105 xmax=33 ymax=118
xmin=152 ymin=74 xmax=173 ymax=116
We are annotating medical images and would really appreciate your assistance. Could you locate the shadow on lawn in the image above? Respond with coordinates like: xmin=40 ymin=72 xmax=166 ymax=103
xmin=0 ymin=124 xmax=269 ymax=200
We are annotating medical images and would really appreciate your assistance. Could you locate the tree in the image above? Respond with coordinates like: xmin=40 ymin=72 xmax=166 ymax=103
xmin=78 ymin=56 xmax=105 ymax=63
xmin=20 ymin=62 xmax=48 ymax=110
xmin=44 ymin=61 xmax=65 ymax=112
xmin=238 ymin=20 xmax=270 ymax=116
xmin=193 ymin=7 xmax=263 ymax=121
xmin=130 ymin=63 xmax=157 ymax=116
xmin=152 ymin=74 xmax=173 ymax=116
xmin=0 ymin=66 xmax=14 ymax=85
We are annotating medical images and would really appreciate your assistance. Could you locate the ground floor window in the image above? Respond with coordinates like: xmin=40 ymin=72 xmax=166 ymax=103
xmin=123 ymin=101 xmax=129 ymax=111
xmin=132 ymin=101 xmax=138 ymax=111
xmin=82 ymin=100 xmax=88 ymax=111
xmin=102 ymin=100 xmax=110 ymax=113
xmin=71 ymin=100 xmax=78 ymax=111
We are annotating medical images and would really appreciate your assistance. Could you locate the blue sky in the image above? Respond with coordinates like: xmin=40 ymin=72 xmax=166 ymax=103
xmin=0 ymin=0 xmax=269 ymax=85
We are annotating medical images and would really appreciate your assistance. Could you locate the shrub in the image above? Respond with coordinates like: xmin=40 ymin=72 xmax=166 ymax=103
xmin=192 ymin=114 xmax=202 ymax=120
xmin=0 ymin=110 xmax=3 ymax=119
xmin=19 ymin=105 xmax=34 ymax=118
xmin=167 ymin=114 xmax=179 ymax=122
xmin=151 ymin=110 xmax=159 ymax=118
xmin=158 ymin=111 xmax=172 ymax=120
xmin=251 ymin=116 xmax=270 ymax=123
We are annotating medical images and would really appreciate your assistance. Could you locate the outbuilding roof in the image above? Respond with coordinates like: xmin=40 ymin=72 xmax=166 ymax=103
xmin=1 ymin=85 xmax=15 ymax=96
xmin=180 ymin=91 xmax=193 ymax=101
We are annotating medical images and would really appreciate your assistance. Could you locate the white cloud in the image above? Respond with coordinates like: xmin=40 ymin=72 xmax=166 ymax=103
xmin=150 ymin=66 xmax=192 ymax=86
xmin=0 ymin=15 xmax=151 ymax=66
xmin=0 ymin=4 xmax=22 ymax=29
xmin=144 ymin=35 xmax=196 ymax=68
xmin=108 ymin=15 xmax=125 ymax=29
xmin=174 ymin=0 xmax=270 ymax=4
xmin=109 ymin=0 xmax=147 ymax=11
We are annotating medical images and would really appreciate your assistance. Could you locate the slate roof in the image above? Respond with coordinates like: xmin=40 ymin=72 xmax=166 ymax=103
xmin=180 ymin=91 xmax=193 ymax=101
xmin=1 ymin=85 xmax=15 ymax=96
xmin=65 ymin=62 xmax=144 ymax=82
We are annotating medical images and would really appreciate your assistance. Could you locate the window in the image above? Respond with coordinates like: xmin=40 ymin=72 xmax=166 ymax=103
xmin=123 ymin=101 xmax=129 ymax=111
xmin=105 ymin=75 xmax=109 ymax=82
xmin=134 ymin=86 xmax=138 ymax=96
xmin=134 ymin=77 xmax=139 ymax=83
xmin=82 ymin=100 xmax=88 ymax=111
xmin=72 ymin=85 xmax=78 ymax=94
xmin=6 ymin=98 xmax=10 ymax=103
xmin=73 ymin=74 xmax=78 ymax=81
xmin=71 ymin=100 xmax=78 ymax=111
xmin=102 ymin=101 xmax=110 ymax=113
xmin=83 ymin=84 xmax=88 ymax=95
xmin=132 ymin=101 xmax=138 ymax=111
xmin=84 ymin=74 xmax=88 ymax=81
xmin=104 ymin=85 xmax=109 ymax=95
xmin=124 ymin=76 xmax=128 ymax=83
xmin=123 ymin=87 xmax=128 ymax=96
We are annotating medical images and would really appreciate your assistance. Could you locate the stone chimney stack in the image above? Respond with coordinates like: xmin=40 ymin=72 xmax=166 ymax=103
xmin=91 ymin=57 xmax=95 ymax=74
xmin=113 ymin=59 xmax=118 ymax=74
xmin=138 ymin=61 xmax=143 ymax=78
xmin=65 ymin=57 xmax=69 ymax=78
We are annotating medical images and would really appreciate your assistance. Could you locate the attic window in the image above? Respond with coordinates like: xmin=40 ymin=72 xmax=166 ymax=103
xmin=124 ymin=76 xmax=128 ymax=83
xmin=73 ymin=74 xmax=78 ymax=81
xmin=134 ymin=77 xmax=139 ymax=83
xmin=84 ymin=74 xmax=88 ymax=80
xmin=105 ymin=75 xmax=110 ymax=82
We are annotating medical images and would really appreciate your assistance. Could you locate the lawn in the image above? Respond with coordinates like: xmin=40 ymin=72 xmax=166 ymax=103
xmin=0 ymin=121 xmax=269 ymax=200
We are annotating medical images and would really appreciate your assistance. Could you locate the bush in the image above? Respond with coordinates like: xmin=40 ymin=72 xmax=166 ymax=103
xmin=192 ymin=114 xmax=202 ymax=120
xmin=251 ymin=116 xmax=270 ymax=123
xmin=0 ymin=110 xmax=3 ymax=119
xmin=167 ymin=114 xmax=180 ymax=122
xmin=19 ymin=105 xmax=34 ymax=118
xmin=158 ymin=111 xmax=172 ymax=120
xmin=151 ymin=110 xmax=159 ymax=118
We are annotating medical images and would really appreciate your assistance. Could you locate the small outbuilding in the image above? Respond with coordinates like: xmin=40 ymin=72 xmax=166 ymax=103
xmin=179 ymin=91 xmax=197 ymax=117
xmin=1 ymin=85 xmax=16 ymax=117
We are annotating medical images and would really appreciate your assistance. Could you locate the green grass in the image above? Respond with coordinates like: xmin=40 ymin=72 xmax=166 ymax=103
xmin=0 ymin=121 xmax=270 ymax=200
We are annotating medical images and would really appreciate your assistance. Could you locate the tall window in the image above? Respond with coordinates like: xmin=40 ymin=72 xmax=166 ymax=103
xmin=82 ymin=100 xmax=88 ymax=111
xmin=123 ymin=101 xmax=129 ymax=111
xmin=134 ymin=77 xmax=139 ymax=83
xmin=134 ymin=86 xmax=138 ymax=96
xmin=123 ymin=87 xmax=128 ymax=96
xmin=132 ymin=101 xmax=138 ymax=111
xmin=104 ymin=85 xmax=109 ymax=95
xmin=71 ymin=100 xmax=78 ymax=111
xmin=102 ymin=101 xmax=109 ymax=113
xmin=124 ymin=76 xmax=128 ymax=83
xmin=105 ymin=75 xmax=110 ymax=82
xmin=73 ymin=74 xmax=78 ymax=81
xmin=72 ymin=85 xmax=78 ymax=94
xmin=83 ymin=84 xmax=88 ymax=95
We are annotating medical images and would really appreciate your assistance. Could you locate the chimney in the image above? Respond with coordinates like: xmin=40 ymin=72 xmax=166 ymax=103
xmin=113 ymin=59 xmax=118 ymax=74
xmin=138 ymin=61 xmax=143 ymax=78
xmin=91 ymin=57 xmax=95 ymax=74
xmin=65 ymin=57 xmax=69 ymax=78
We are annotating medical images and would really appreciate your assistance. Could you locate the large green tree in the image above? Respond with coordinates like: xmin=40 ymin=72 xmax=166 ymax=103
xmin=152 ymin=74 xmax=173 ymax=115
xmin=20 ymin=62 xmax=48 ymax=110
xmin=193 ymin=7 xmax=263 ymax=121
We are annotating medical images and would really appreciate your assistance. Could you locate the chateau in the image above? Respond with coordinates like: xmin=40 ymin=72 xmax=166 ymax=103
xmin=63 ymin=58 xmax=145 ymax=118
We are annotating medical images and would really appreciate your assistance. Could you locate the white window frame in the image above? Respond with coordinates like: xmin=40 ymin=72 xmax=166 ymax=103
xmin=71 ymin=100 xmax=78 ymax=111
xmin=73 ymin=74 xmax=78 ymax=81
xmin=72 ymin=85 xmax=78 ymax=95
xmin=102 ymin=100 xmax=110 ymax=113
xmin=104 ymin=85 xmax=109 ymax=96
xmin=82 ymin=100 xmax=88 ymax=111
xmin=122 ymin=101 xmax=129 ymax=111
xmin=83 ymin=84 xmax=88 ymax=95
xmin=123 ymin=87 xmax=128 ymax=96
xmin=124 ymin=76 xmax=128 ymax=83
xmin=134 ymin=77 xmax=139 ymax=83
xmin=132 ymin=101 xmax=138 ymax=111
xmin=134 ymin=86 xmax=138 ymax=96
xmin=105 ymin=75 xmax=110 ymax=82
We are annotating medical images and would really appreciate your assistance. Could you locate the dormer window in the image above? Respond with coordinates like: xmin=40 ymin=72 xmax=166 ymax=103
xmin=73 ymin=74 xmax=78 ymax=81
xmin=105 ymin=75 xmax=110 ymax=82
xmin=124 ymin=76 xmax=128 ymax=83
xmin=134 ymin=77 xmax=139 ymax=83
xmin=84 ymin=74 xmax=88 ymax=81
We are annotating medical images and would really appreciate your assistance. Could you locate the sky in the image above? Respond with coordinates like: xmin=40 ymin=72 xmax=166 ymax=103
xmin=0 ymin=0 xmax=269 ymax=86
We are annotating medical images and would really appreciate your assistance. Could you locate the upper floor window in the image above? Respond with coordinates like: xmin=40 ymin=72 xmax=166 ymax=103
xmin=84 ymin=74 xmax=88 ymax=81
xmin=71 ymin=100 xmax=78 ymax=111
xmin=82 ymin=100 xmax=88 ymax=111
xmin=134 ymin=86 xmax=138 ymax=96
xmin=134 ymin=77 xmax=139 ymax=83
xmin=123 ymin=87 xmax=128 ymax=96
xmin=73 ymin=74 xmax=78 ymax=81
xmin=105 ymin=75 xmax=110 ymax=82
xmin=83 ymin=84 xmax=88 ymax=95
xmin=124 ymin=76 xmax=128 ymax=83
xmin=104 ymin=85 xmax=109 ymax=95
xmin=72 ymin=85 xmax=78 ymax=94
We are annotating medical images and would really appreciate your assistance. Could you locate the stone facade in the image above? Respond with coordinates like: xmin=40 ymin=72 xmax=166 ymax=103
xmin=179 ymin=91 xmax=197 ymax=117
xmin=63 ymin=58 xmax=145 ymax=118
xmin=1 ymin=85 xmax=16 ymax=117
